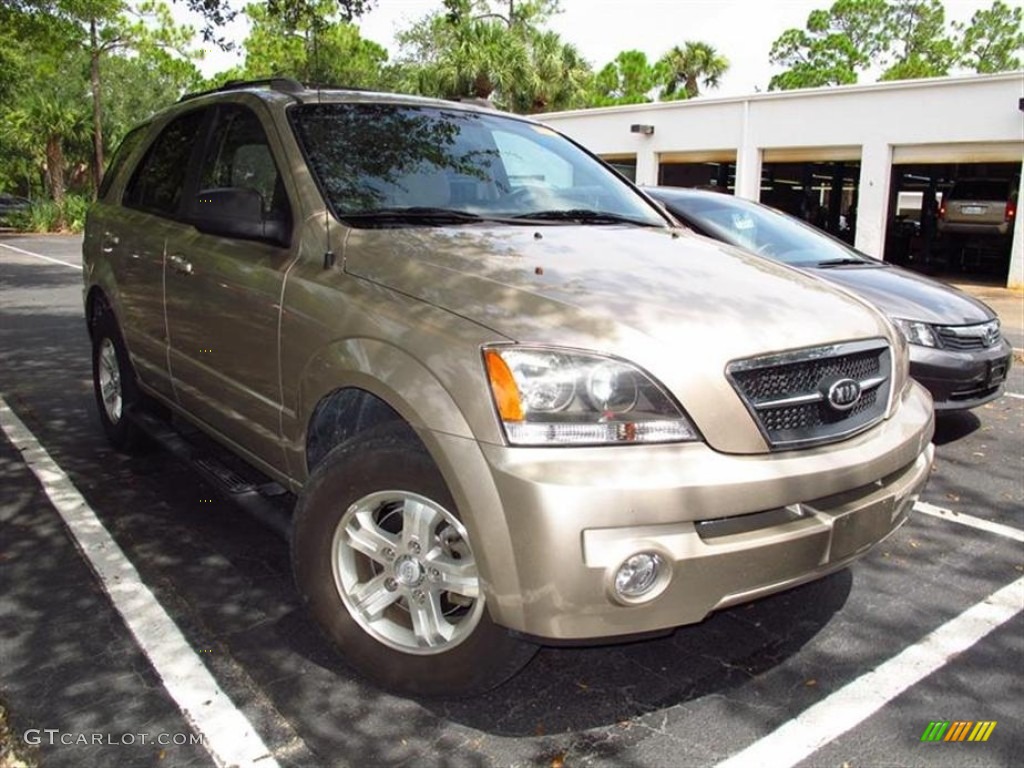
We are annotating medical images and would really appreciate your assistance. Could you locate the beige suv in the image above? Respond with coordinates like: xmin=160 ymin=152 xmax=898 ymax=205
xmin=83 ymin=79 xmax=935 ymax=696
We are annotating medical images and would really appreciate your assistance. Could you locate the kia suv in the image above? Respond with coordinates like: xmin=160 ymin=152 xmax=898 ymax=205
xmin=83 ymin=79 xmax=934 ymax=696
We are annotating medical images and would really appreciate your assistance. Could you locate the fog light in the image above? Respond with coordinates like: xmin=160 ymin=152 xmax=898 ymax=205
xmin=614 ymin=553 xmax=664 ymax=599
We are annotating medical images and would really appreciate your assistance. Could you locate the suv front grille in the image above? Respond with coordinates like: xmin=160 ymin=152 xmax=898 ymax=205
xmin=728 ymin=339 xmax=892 ymax=450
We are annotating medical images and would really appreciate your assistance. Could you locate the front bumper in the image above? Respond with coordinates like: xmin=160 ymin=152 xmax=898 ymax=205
xmin=909 ymin=337 xmax=1012 ymax=410
xmin=449 ymin=381 xmax=934 ymax=640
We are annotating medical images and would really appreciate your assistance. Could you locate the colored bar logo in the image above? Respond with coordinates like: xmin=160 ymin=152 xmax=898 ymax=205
xmin=921 ymin=721 xmax=997 ymax=742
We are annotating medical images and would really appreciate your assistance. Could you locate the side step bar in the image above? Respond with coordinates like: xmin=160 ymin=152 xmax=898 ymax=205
xmin=129 ymin=407 xmax=293 ymax=539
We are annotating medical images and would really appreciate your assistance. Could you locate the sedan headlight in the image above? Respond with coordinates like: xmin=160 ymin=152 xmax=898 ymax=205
xmin=891 ymin=317 xmax=939 ymax=348
xmin=483 ymin=346 xmax=700 ymax=446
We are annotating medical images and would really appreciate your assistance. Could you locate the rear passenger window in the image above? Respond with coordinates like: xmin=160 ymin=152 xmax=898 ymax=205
xmin=99 ymin=126 xmax=146 ymax=201
xmin=124 ymin=109 xmax=206 ymax=216
xmin=198 ymin=106 xmax=290 ymax=222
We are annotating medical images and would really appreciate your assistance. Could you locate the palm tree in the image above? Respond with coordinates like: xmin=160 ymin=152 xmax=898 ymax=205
xmin=514 ymin=30 xmax=591 ymax=113
xmin=9 ymin=95 xmax=89 ymax=204
xmin=659 ymin=41 xmax=730 ymax=98
xmin=424 ymin=15 xmax=531 ymax=102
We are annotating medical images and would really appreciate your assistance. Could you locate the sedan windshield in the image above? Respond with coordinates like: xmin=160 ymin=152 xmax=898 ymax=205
xmin=660 ymin=192 xmax=873 ymax=267
xmin=290 ymin=103 xmax=666 ymax=227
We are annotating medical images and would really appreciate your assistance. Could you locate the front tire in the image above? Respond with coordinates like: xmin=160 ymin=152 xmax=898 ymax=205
xmin=292 ymin=424 xmax=537 ymax=697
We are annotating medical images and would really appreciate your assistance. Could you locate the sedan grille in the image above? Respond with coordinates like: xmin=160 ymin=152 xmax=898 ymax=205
xmin=728 ymin=339 xmax=892 ymax=450
xmin=936 ymin=320 xmax=1001 ymax=351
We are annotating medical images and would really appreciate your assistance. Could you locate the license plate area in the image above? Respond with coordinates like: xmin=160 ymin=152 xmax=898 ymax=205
xmin=961 ymin=205 xmax=986 ymax=215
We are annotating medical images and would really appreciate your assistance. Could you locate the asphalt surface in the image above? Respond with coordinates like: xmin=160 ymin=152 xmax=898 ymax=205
xmin=1 ymin=234 xmax=1022 ymax=768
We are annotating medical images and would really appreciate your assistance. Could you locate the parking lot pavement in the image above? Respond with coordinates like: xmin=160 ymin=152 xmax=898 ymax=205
xmin=0 ymin=432 xmax=217 ymax=768
xmin=2 ymin=234 xmax=1022 ymax=767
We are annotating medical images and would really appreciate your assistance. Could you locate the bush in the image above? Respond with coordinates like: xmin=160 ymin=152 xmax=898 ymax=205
xmin=9 ymin=194 xmax=90 ymax=233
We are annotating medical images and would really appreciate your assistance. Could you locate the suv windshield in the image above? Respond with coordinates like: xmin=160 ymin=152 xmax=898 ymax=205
xmin=290 ymin=103 xmax=665 ymax=227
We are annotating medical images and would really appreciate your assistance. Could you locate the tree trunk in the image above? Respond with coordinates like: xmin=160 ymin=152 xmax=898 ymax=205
xmin=472 ymin=72 xmax=493 ymax=99
xmin=685 ymin=75 xmax=699 ymax=98
xmin=90 ymin=18 xmax=104 ymax=199
xmin=45 ymin=134 xmax=67 ymax=230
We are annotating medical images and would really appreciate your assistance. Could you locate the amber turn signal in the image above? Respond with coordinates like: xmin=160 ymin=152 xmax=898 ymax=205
xmin=484 ymin=349 xmax=525 ymax=422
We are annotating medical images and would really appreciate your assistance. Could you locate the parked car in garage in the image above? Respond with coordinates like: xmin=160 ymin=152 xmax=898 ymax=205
xmin=83 ymin=80 xmax=935 ymax=696
xmin=0 ymin=193 xmax=31 ymax=226
xmin=938 ymin=177 xmax=1017 ymax=236
xmin=648 ymin=186 xmax=1012 ymax=411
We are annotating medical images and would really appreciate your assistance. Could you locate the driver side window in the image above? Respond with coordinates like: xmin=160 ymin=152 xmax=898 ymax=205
xmin=198 ymin=106 xmax=290 ymax=222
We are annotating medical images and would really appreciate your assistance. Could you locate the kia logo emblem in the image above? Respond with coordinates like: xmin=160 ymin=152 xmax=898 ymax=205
xmin=826 ymin=378 xmax=862 ymax=411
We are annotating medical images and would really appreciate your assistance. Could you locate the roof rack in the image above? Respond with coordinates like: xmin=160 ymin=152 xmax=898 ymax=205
xmin=178 ymin=77 xmax=306 ymax=103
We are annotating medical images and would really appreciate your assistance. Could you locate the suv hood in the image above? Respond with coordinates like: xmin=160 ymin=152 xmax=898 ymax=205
xmin=345 ymin=225 xmax=890 ymax=351
xmin=808 ymin=263 xmax=995 ymax=326
xmin=343 ymin=225 xmax=896 ymax=453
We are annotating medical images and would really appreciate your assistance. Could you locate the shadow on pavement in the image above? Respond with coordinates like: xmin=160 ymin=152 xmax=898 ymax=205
xmin=932 ymin=410 xmax=982 ymax=445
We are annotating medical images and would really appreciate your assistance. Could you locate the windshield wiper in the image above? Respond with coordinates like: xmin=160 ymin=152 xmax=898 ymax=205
xmin=513 ymin=209 xmax=660 ymax=227
xmin=815 ymin=257 xmax=869 ymax=268
xmin=341 ymin=207 xmax=491 ymax=225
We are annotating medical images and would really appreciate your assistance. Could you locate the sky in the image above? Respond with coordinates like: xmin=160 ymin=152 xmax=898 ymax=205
xmin=181 ymin=0 xmax=1024 ymax=97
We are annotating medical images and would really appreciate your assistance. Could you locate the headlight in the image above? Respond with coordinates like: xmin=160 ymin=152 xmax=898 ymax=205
xmin=891 ymin=318 xmax=938 ymax=348
xmin=483 ymin=346 xmax=700 ymax=446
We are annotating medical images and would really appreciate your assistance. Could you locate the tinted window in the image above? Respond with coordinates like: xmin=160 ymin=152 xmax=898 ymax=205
xmin=659 ymin=192 xmax=868 ymax=267
xmin=198 ymin=106 xmax=290 ymax=221
xmin=124 ymin=109 xmax=206 ymax=216
xmin=99 ymin=126 xmax=147 ymax=200
xmin=290 ymin=103 xmax=664 ymax=225
xmin=948 ymin=180 xmax=1010 ymax=201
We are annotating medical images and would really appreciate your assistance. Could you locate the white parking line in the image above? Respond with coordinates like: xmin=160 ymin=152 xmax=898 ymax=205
xmin=915 ymin=501 xmax=1024 ymax=542
xmin=0 ymin=396 xmax=279 ymax=768
xmin=1005 ymin=392 xmax=1024 ymax=400
xmin=715 ymin=575 xmax=1024 ymax=768
xmin=0 ymin=241 xmax=82 ymax=270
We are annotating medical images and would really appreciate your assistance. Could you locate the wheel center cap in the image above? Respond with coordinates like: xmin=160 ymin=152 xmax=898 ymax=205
xmin=394 ymin=555 xmax=424 ymax=587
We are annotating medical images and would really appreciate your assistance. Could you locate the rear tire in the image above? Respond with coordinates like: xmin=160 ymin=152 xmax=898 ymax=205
xmin=292 ymin=423 xmax=537 ymax=697
xmin=91 ymin=308 xmax=147 ymax=453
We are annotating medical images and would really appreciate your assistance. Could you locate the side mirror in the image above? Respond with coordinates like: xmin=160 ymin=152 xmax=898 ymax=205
xmin=193 ymin=188 xmax=290 ymax=247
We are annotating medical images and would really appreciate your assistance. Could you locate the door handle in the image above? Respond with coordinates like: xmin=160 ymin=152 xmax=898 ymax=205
xmin=101 ymin=232 xmax=119 ymax=253
xmin=168 ymin=254 xmax=193 ymax=275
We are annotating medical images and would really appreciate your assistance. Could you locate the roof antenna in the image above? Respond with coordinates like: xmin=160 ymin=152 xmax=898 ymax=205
xmin=313 ymin=15 xmax=336 ymax=270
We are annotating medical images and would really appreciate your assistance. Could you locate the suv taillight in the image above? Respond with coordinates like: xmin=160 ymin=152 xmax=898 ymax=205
xmin=1006 ymin=200 xmax=1017 ymax=222
xmin=938 ymin=201 xmax=946 ymax=220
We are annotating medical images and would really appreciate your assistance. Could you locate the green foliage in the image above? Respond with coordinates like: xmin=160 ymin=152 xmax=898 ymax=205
xmin=584 ymin=41 xmax=730 ymax=107
xmin=880 ymin=0 xmax=958 ymax=79
xmin=395 ymin=1 xmax=588 ymax=113
xmin=770 ymin=0 xmax=1024 ymax=90
xmin=769 ymin=0 xmax=891 ymax=89
xmin=590 ymin=50 xmax=659 ymax=106
xmin=0 ymin=0 xmax=202 ymax=218
xmin=101 ymin=51 xmax=203 ymax=147
xmin=9 ymin=194 xmax=92 ymax=233
xmin=659 ymin=41 xmax=730 ymax=98
xmin=956 ymin=0 xmax=1024 ymax=73
xmin=508 ymin=29 xmax=591 ymax=113
xmin=238 ymin=0 xmax=389 ymax=87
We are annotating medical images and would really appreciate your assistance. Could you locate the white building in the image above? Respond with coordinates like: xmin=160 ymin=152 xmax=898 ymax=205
xmin=542 ymin=72 xmax=1024 ymax=288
